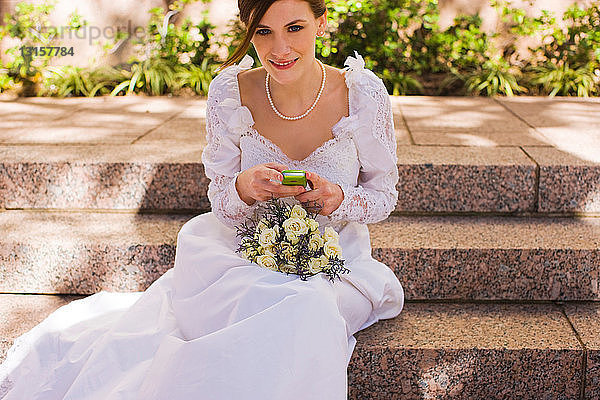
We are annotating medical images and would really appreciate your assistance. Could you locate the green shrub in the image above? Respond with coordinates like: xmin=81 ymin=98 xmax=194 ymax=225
xmin=0 ymin=1 xmax=83 ymax=96
xmin=109 ymin=0 xmax=216 ymax=96
xmin=2 ymin=0 xmax=599 ymax=97
xmin=462 ymin=58 xmax=526 ymax=96
xmin=524 ymin=2 xmax=600 ymax=96
xmin=41 ymin=65 xmax=122 ymax=97
xmin=528 ymin=62 xmax=599 ymax=97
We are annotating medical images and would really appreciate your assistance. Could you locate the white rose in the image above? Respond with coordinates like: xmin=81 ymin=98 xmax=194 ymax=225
xmin=262 ymin=247 xmax=276 ymax=258
xmin=308 ymin=234 xmax=325 ymax=252
xmin=320 ymin=254 xmax=330 ymax=267
xmin=290 ymin=204 xmax=308 ymax=219
xmin=283 ymin=217 xmax=309 ymax=237
xmin=256 ymin=254 xmax=278 ymax=270
xmin=280 ymin=264 xmax=297 ymax=274
xmin=307 ymin=218 xmax=319 ymax=232
xmin=258 ymin=228 xmax=277 ymax=247
xmin=324 ymin=226 xmax=339 ymax=243
xmin=308 ymin=257 xmax=323 ymax=273
xmin=256 ymin=218 xmax=270 ymax=232
xmin=324 ymin=241 xmax=343 ymax=258
xmin=286 ymin=231 xmax=299 ymax=245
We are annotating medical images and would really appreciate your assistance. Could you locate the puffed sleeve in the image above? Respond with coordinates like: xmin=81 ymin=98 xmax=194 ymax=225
xmin=326 ymin=52 xmax=399 ymax=225
xmin=201 ymin=56 xmax=260 ymax=228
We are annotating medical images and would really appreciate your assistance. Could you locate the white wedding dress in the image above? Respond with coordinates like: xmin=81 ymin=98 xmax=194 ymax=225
xmin=0 ymin=52 xmax=404 ymax=400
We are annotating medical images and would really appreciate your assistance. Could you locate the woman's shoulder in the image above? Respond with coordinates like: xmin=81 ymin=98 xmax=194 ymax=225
xmin=208 ymin=55 xmax=257 ymax=100
xmin=339 ymin=51 xmax=386 ymax=92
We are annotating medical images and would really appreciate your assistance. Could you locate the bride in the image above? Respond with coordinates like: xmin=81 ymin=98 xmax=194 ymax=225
xmin=0 ymin=0 xmax=404 ymax=398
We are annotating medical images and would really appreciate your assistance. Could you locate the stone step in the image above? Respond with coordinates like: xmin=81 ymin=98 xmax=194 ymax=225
xmin=349 ymin=301 xmax=598 ymax=400
xmin=1 ymin=144 xmax=599 ymax=214
xmin=0 ymin=210 xmax=598 ymax=300
xmin=0 ymin=294 xmax=597 ymax=399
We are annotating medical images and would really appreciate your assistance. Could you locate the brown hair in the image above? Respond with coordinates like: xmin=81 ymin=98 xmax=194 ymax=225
xmin=219 ymin=0 xmax=326 ymax=71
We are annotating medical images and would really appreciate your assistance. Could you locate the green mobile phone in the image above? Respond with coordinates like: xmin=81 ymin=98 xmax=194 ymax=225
xmin=281 ymin=170 xmax=307 ymax=186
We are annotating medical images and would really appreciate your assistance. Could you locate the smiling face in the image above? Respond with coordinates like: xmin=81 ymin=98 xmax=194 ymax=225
xmin=250 ymin=0 xmax=327 ymax=85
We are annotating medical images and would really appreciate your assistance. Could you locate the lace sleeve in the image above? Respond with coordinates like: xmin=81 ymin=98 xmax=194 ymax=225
xmin=201 ymin=70 xmax=259 ymax=228
xmin=326 ymin=61 xmax=398 ymax=225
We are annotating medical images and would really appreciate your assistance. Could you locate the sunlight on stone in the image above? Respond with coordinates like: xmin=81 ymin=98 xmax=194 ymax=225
xmin=447 ymin=133 xmax=497 ymax=147
xmin=127 ymin=99 xmax=182 ymax=114
xmin=418 ymin=356 xmax=471 ymax=398
xmin=583 ymin=189 xmax=600 ymax=213
xmin=539 ymin=128 xmax=600 ymax=163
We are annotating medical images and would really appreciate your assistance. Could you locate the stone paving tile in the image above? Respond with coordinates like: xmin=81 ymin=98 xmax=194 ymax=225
xmin=2 ymin=211 xmax=598 ymax=300
xmin=391 ymin=104 xmax=413 ymax=145
xmin=349 ymin=302 xmax=583 ymax=400
xmin=372 ymin=216 xmax=600 ymax=300
xmin=563 ymin=302 xmax=600 ymax=400
xmin=0 ymin=99 xmax=81 ymax=142
xmin=3 ymin=124 xmax=155 ymax=144
xmin=395 ymin=145 xmax=537 ymax=212
xmin=0 ymin=144 xmax=538 ymax=212
xmin=1 ymin=96 xmax=193 ymax=144
xmin=0 ymin=211 xmax=192 ymax=294
xmin=498 ymin=97 xmax=600 ymax=129
xmin=0 ymin=143 xmax=203 ymax=162
xmin=136 ymin=118 xmax=208 ymax=145
xmin=528 ymin=128 xmax=600 ymax=164
xmin=524 ymin=146 xmax=600 ymax=213
xmin=500 ymin=97 xmax=600 ymax=162
xmin=0 ymin=98 xmax=78 ymax=122
xmin=0 ymin=144 xmax=207 ymax=210
xmin=392 ymin=96 xmax=549 ymax=146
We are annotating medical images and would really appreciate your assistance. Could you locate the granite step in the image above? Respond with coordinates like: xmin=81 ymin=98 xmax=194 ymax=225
xmin=0 ymin=294 xmax=597 ymax=399
xmin=1 ymin=144 xmax=599 ymax=214
xmin=0 ymin=210 xmax=598 ymax=301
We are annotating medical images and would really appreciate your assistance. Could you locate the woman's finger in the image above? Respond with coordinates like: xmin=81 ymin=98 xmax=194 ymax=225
xmin=306 ymin=171 xmax=322 ymax=188
xmin=295 ymin=190 xmax=323 ymax=207
xmin=269 ymin=171 xmax=284 ymax=183
xmin=264 ymin=162 xmax=289 ymax=172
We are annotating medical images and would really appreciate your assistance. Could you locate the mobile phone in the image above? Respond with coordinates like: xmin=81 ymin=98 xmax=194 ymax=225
xmin=281 ymin=170 xmax=307 ymax=186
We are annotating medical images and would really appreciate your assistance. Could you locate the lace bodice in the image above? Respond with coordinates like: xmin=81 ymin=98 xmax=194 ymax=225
xmin=201 ymin=52 xmax=399 ymax=230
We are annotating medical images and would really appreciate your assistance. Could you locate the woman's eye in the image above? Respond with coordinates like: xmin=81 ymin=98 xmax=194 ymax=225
xmin=289 ymin=25 xmax=303 ymax=32
xmin=256 ymin=28 xmax=271 ymax=35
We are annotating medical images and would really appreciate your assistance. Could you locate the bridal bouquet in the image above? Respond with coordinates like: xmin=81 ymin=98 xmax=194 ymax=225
xmin=234 ymin=197 xmax=350 ymax=281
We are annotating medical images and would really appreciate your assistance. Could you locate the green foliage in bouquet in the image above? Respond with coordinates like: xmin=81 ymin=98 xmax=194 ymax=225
xmin=235 ymin=198 xmax=350 ymax=282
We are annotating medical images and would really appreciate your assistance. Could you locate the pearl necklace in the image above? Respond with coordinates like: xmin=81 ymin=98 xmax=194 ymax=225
xmin=265 ymin=59 xmax=326 ymax=121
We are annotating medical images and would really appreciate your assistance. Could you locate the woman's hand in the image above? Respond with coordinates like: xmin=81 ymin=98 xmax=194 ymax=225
xmin=294 ymin=171 xmax=344 ymax=216
xmin=235 ymin=162 xmax=307 ymax=205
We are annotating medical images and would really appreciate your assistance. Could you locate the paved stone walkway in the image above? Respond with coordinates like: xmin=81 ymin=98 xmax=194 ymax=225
xmin=1 ymin=95 xmax=599 ymax=157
